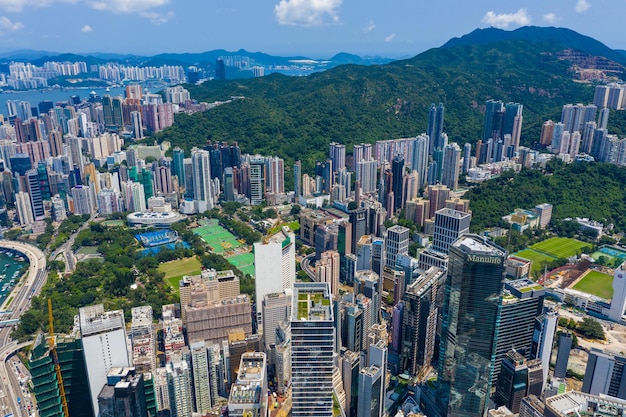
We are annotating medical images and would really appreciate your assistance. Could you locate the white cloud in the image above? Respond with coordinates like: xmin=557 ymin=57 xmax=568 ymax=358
xmin=384 ymin=33 xmax=396 ymax=42
xmin=481 ymin=8 xmax=531 ymax=29
xmin=363 ymin=20 xmax=375 ymax=33
xmin=139 ymin=10 xmax=174 ymax=24
xmin=274 ymin=0 xmax=342 ymax=26
xmin=543 ymin=13 xmax=557 ymax=24
xmin=0 ymin=16 xmax=23 ymax=31
xmin=81 ymin=24 xmax=93 ymax=32
xmin=0 ymin=0 xmax=76 ymax=13
xmin=575 ymin=0 xmax=590 ymax=13
xmin=88 ymin=0 xmax=169 ymax=13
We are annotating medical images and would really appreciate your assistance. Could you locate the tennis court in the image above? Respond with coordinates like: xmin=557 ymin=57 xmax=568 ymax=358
xmin=227 ymin=252 xmax=255 ymax=277
xmin=193 ymin=222 xmax=242 ymax=254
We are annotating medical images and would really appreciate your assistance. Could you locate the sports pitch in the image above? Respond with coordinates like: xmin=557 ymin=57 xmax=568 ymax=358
xmin=227 ymin=252 xmax=255 ymax=277
xmin=514 ymin=237 xmax=591 ymax=275
xmin=193 ymin=223 xmax=242 ymax=254
xmin=572 ymin=270 xmax=614 ymax=300
xmin=530 ymin=237 xmax=592 ymax=259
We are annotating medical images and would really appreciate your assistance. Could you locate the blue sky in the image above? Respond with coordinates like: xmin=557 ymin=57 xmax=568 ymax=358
xmin=0 ymin=0 xmax=622 ymax=58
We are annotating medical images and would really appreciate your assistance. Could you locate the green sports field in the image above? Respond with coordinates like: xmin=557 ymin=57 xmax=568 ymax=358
xmin=159 ymin=257 xmax=202 ymax=295
xmin=193 ymin=223 xmax=242 ymax=254
xmin=514 ymin=249 xmax=556 ymax=275
xmin=227 ymin=252 xmax=255 ymax=277
xmin=572 ymin=270 xmax=614 ymax=300
xmin=530 ymin=237 xmax=592 ymax=259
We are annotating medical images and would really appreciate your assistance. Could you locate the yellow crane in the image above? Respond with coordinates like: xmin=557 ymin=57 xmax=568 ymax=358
xmin=48 ymin=298 xmax=69 ymax=417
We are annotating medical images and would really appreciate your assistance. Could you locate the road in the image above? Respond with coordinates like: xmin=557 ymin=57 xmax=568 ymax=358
xmin=0 ymin=241 xmax=46 ymax=417
xmin=49 ymin=216 xmax=93 ymax=274
xmin=300 ymin=253 xmax=316 ymax=280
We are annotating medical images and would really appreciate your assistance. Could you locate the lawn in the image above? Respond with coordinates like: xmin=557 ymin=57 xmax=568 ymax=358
xmin=573 ymin=270 xmax=614 ymax=300
xmin=76 ymin=246 xmax=100 ymax=256
xmin=227 ymin=252 xmax=255 ymax=277
xmin=514 ymin=249 xmax=556 ymax=275
xmin=158 ymin=257 xmax=202 ymax=279
xmin=530 ymin=237 xmax=592 ymax=259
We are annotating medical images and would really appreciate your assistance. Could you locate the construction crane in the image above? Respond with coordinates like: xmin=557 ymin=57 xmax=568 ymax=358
xmin=48 ymin=298 xmax=70 ymax=417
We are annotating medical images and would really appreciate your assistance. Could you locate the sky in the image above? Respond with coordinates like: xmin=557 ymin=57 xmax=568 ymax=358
xmin=0 ymin=0 xmax=623 ymax=58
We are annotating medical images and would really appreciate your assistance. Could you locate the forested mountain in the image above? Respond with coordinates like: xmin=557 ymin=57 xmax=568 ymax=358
xmin=154 ymin=28 xmax=612 ymax=172
xmin=466 ymin=161 xmax=626 ymax=233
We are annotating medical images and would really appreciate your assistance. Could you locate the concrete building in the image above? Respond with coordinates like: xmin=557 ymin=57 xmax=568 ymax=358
xmin=97 ymin=367 xmax=147 ymax=417
xmin=316 ymin=250 xmax=340 ymax=297
xmin=607 ymin=262 xmax=626 ymax=322
xmin=554 ymin=332 xmax=573 ymax=378
xmin=227 ymin=352 xmax=268 ymax=417
xmin=185 ymin=294 xmax=252 ymax=346
xmin=582 ymin=348 xmax=626 ymax=399
xmin=167 ymin=360 xmax=193 ymax=417
xmin=130 ymin=306 xmax=157 ymax=375
xmin=254 ymin=226 xmax=296 ymax=329
xmin=262 ymin=290 xmax=292 ymax=349
xmin=79 ymin=305 xmax=130 ymax=417
xmin=384 ymin=225 xmax=409 ymax=269
xmin=531 ymin=308 xmax=558 ymax=390
xmin=544 ymin=391 xmax=626 ymax=417
xmin=431 ymin=208 xmax=471 ymax=255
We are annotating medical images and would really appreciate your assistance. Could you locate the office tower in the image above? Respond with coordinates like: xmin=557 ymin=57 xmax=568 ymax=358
xmin=254 ymin=226 xmax=296 ymax=327
xmin=293 ymin=160 xmax=301 ymax=197
xmin=190 ymin=341 xmax=212 ymax=414
xmin=531 ymin=308 xmax=558 ymax=389
xmin=317 ymin=250 xmax=341 ymax=296
xmin=494 ymin=351 xmax=535 ymax=413
xmin=350 ymin=207 xmax=368 ymax=251
xmin=427 ymin=103 xmax=445 ymax=155
xmin=582 ymin=349 xmax=626 ymax=398
xmin=25 ymin=168 xmax=45 ymax=219
xmin=262 ymin=291 xmax=292 ymax=349
xmin=371 ymin=238 xmax=385 ymax=278
xmin=329 ymin=142 xmax=346 ymax=173
xmin=291 ymin=282 xmax=335 ymax=417
xmin=130 ymin=306 xmax=157 ymax=375
xmin=341 ymin=349 xmax=361 ymax=417
xmin=384 ymin=225 xmax=409 ymax=269
xmin=227 ymin=352 xmax=268 ymax=417
xmin=130 ymin=110 xmax=143 ymax=140
xmin=167 ymin=360 xmax=193 ymax=417
xmin=315 ymin=225 xmax=338 ymax=259
xmin=436 ymin=235 xmax=506 ymax=417
xmin=401 ymin=266 xmax=445 ymax=376
xmin=391 ymin=154 xmax=405 ymax=212
xmin=172 ymin=147 xmax=185 ymax=187
xmin=357 ymin=339 xmax=387 ymax=417
xmin=484 ymin=99 xmax=505 ymax=142
xmin=493 ymin=279 xmax=545 ymax=387
xmin=431 ymin=208 xmax=471 ymax=255
xmin=79 ymin=304 xmax=130 ymax=417
xmin=247 ymin=157 xmax=265 ymax=205
xmin=554 ymin=332 xmax=573 ymax=378
xmin=607 ymin=262 xmax=626 ymax=322
xmin=97 ymin=367 xmax=147 ymax=417
xmin=190 ymin=147 xmax=214 ymax=213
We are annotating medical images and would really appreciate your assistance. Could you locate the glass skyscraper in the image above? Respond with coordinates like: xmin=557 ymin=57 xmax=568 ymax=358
xmin=436 ymin=234 xmax=506 ymax=417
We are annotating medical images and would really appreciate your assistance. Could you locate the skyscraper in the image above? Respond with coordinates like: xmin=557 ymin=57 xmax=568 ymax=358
xmin=79 ymin=304 xmax=130 ymax=417
xmin=582 ymin=348 xmax=626 ymax=399
xmin=190 ymin=341 xmax=212 ymax=414
xmin=431 ymin=208 xmax=471 ymax=255
xmin=412 ymin=134 xmax=429 ymax=189
xmin=191 ymin=147 xmax=214 ymax=213
xmin=436 ymin=235 xmax=506 ymax=417
xmin=97 ymin=367 xmax=147 ymax=417
xmin=254 ymin=226 xmax=296 ymax=329
xmin=441 ymin=142 xmax=461 ymax=191
xmin=484 ymin=99 xmax=505 ymax=142
xmin=294 ymin=160 xmax=302 ymax=197
xmin=391 ymin=154 xmax=405 ymax=212
xmin=427 ymin=103 xmax=445 ymax=155
xmin=227 ymin=352 xmax=269 ymax=417
xmin=531 ymin=308 xmax=558 ymax=390
xmin=167 ymin=360 xmax=193 ymax=417
xmin=384 ymin=225 xmax=409 ymax=269
xmin=291 ymin=282 xmax=335 ymax=417
xmin=329 ymin=142 xmax=346 ymax=173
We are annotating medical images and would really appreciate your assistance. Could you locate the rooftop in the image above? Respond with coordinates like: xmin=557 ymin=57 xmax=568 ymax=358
xmin=292 ymin=282 xmax=333 ymax=322
xmin=453 ymin=234 xmax=506 ymax=257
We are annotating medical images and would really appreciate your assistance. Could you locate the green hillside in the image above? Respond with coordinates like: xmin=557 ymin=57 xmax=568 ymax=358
xmin=152 ymin=38 xmax=592 ymax=174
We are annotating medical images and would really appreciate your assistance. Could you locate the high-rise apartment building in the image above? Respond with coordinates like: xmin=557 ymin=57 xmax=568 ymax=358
xmin=167 ymin=360 xmax=193 ymax=417
xmin=262 ymin=291 xmax=292 ymax=349
xmin=130 ymin=306 xmax=157 ymax=375
xmin=79 ymin=304 xmax=130 ymax=417
xmin=291 ymin=282 xmax=335 ymax=417
xmin=435 ymin=235 xmax=506 ymax=417
xmin=317 ymin=250 xmax=341 ymax=297
xmin=190 ymin=341 xmax=212 ymax=414
xmin=329 ymin=142 xmax=346 ymax=173
xmin=190 ymin=147 xmax=214 ymax=213
xmin=427 ymin=103 xmax=445 ymax=155
xmin=441 ymin=142 xmax=461 ymax=190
